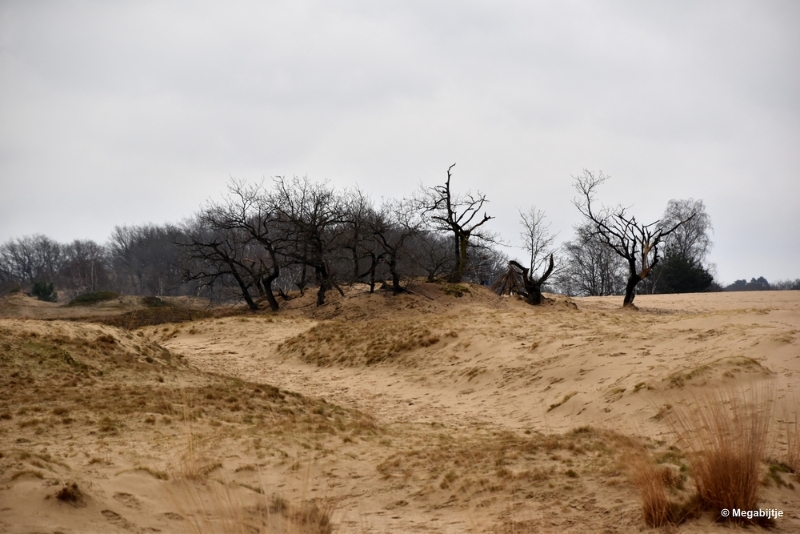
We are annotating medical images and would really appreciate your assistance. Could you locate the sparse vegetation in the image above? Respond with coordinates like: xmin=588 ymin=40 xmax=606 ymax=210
xmin=2 ymin=281 xmax=798 ymax=533
xmin=67 ymin=291 xmax=119 ymax=306
xmin=668 ymin=386 xmax=774 ymax=524
xmin=93 ymin=306 xmax=216 ymax=329
xmin=785 ymin=410 xmax=800 ymax=476
xmin=55 ymin=482 xmax=85 ymax=506
xmin=631 ymin=461 xmax=695 ymax=527
xmin=279 ymin=318 xmax=444 ymax=366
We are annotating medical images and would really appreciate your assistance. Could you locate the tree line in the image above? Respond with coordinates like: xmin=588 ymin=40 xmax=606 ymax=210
xmin=2 ymin=166 xmax=791 ymax=308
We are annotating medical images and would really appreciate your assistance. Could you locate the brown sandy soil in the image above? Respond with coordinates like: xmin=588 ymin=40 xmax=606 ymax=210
xmin=2 ymin=286 xmax=799 ymax=533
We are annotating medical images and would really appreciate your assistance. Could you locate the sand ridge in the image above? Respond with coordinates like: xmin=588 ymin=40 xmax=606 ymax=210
xmin=1 ymin=287 xmax=799 ymax=532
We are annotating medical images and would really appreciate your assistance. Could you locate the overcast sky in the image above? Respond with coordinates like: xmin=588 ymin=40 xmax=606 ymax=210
xmin=1 ymin=1 xmax=798 ymax=284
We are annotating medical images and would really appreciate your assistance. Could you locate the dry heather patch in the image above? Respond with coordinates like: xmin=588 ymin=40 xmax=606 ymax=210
xmin=665 ymin=356 xmax=771 ymax=389
xmin=91 ymin=305 xmax=218 ymax=330
xmin=668 ymin=385 xmax=774 ymax=524
xmin=376 ymin=425 xmax=648 ymax=512
xmin=169 ymin=476 xmax=334 ymax=534
xmin=1 ymin=318 xmax=380 ymax=533
xmin=0 ymin=321 xmax=379 ymax=468
xmin=278 ymin=318 xmax=451 ymax=366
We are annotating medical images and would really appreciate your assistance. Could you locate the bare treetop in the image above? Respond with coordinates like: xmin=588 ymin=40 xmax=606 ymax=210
xmin=416 ymin=164 xmax=497 ymax=282
xmin=573 ymin=170 xmax=696 ymax=307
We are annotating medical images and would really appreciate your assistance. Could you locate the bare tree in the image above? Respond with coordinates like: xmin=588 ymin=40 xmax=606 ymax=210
xmin=519 ymin=207 xmax=556 ymax=276
xmin=573 ymin=170 xmax=696 ymax=307
xmin=660 ymin=199 xmax=712 ymax=261
xmin=341 ymin=187 xmax=374 ymax=285
xmin=416 ymin=164 xmax=496 ymax=283
xmin=493 ymin=207 xmax=556 ymax=305
xmin=0 ymin=234 xmax=63 ymax=285
xmin=108 ymin=224 xmax=185 ymax=296
xmin=369 ymin=199 xmax=423 ymax=295
xmin=202 ymin=180 xmax=284 ymax=311
xmin=59 ymin=240 xmax=109 ymax=296
xmin=554 ymin=223 xmax=627 ymax=296
xmin=181 ymin=217 xmax=265 ymax=311
xmin=406 ymin=232 xmax=453 ymax=282
xmin=270 ymin=176 xmax=348 ymax=306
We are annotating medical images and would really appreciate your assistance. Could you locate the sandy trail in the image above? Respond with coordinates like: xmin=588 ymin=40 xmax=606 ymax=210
xmin=159 ymin=291 xmax=800 ymax=438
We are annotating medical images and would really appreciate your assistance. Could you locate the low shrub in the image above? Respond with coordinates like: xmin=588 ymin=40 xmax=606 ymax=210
xmin=31 ymin=280 xmax=57 ymax=302
xmin=68 ymin=291 xmax=119 ymax=306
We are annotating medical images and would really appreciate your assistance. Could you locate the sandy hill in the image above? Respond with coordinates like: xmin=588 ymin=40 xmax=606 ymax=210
xmin=1 ymin=284 xmax=799 ymax=533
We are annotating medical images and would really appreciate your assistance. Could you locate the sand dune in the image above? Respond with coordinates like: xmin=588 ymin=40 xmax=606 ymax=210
xmin=1 ymin=286 xmax=799 ymax=532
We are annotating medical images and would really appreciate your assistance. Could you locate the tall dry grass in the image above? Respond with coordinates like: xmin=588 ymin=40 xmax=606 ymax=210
xmin=631 ymin=462 xmax=670 ymax=527
xmin=668 ymin=385 xmax=774 ymax=520
xmin=165 ymin=390 xmax=334 ymax=534
xmin=167 ymin=447 xmax=334 ymax=534
xmin=784 ymin=409 xmax=800 ymax=475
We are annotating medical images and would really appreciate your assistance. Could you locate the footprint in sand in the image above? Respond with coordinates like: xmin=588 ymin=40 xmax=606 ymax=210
xmin=113 ymin=492 xmax=141 ymax=509
xmin=101 ymin=509 xmax=137 ymax=530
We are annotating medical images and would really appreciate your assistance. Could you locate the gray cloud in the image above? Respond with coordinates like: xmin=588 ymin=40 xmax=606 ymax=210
xmin=2 ymin=0 xmax=798 ymax=283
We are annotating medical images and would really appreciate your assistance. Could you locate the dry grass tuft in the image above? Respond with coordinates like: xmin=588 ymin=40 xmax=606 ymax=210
xmin=169 ymin=476 xmax=334 ymax=534
xmin=784 ymin=409 xmax=800 ymax=476
xmin=631 ymin=462 xmax=670 ymax=527
xmin=55 ymin=482 xmax=85 ymax=506
xmin=668 ymin=385 xmax=774 ymax=523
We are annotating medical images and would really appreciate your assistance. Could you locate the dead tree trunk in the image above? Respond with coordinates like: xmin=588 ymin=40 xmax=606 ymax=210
xmin=493 ymin=255 xmax=554 ymax=305
xmin=512 ymin=256 xmax=554 ymax=305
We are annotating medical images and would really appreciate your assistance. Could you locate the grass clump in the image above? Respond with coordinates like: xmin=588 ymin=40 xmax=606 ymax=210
xmin=631 ymin=462 xmax=696 ymax=527
xmin=632 ymin=463 xmax=670 ymax=527
xmin=55 ymin=482 xmax=85 ymax=506
xmin=668 ymin=385 xmax=774 ymax=524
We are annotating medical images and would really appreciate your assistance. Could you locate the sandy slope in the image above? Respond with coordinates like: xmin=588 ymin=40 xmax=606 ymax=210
xmin=160 ymin=290 xmax=800 ymax=437
xmin=2 ymin=287 xmax=799 ymax=533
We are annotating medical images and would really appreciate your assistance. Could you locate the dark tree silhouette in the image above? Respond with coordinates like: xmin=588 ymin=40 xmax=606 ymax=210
xmin=369 ymin=200 xmax=423 ymax=295
xmin=31 ymin=280 xmax=57 ymax=302
xmin=342 ymin=187 xmax=374 ymax=285
xmin=203 ymin=180 xmax=284 ymax=311
xmin=573 ymin=170 xmax=696 ymax=307
xmin=182 ymin=221 xmax=265 ymax=312
xmin=406 ymin=232 xmax=453 ymax=283
xmin=655 ymin=253 xmax=714 ymax=294
xmin=417 ymin=164 xmax=496 ymax=283
xmin=493 ymin=256 xmax=554 ymax=305
xmin=270 ymin=176 xmax=348 ymax=306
